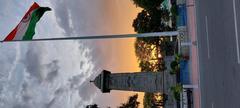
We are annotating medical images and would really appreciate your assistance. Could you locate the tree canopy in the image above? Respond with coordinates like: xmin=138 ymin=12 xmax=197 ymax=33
xmin=131 ymin=0 xmax=164 ymax=10
xmin=134 ymin=38 xmax=157 ymax=62
xmin=118 ymin=94 xmax=140 ymax=108
xmin=132 ymin=9 xmax=173 ymax=34
xmin=86 ymin=104 xmax=99 ymax=108
xmin=132 ymin=0 xmax=179 ymax=107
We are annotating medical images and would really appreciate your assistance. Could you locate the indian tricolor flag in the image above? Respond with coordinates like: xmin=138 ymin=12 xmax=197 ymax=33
xmin=3 ymin=2 xmax=51 ymax=41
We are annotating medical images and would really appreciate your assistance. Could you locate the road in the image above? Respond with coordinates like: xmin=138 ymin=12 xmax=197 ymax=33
xmin=196 ymin=0 xmax=240 ymax=108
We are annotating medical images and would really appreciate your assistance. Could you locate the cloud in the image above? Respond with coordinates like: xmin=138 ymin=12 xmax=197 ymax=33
xmin=7 ymin=43 xmax=21 ymax=80
xmin=77 ymin=80 xmax=96 ymax=101
xmin=21 ymin=83 xmax=32 ymax=103
xmin=45 ymin=97 xmax=56 ymax=108
xmin=51 ymin=0 xmax=72 ymax=35
xmin=68 ymin=74 xmax=85 ymax=89
xmin=49 ymin=0 xmax=120 ymax=36
xmin=45 ymin=60 xmax=59 ymax=82
xmin=21 ymin=93 xmax=32 ymax=103
xmin=54 ymin=87 xmax=65 ymax=96
xmin=19 ymin=41 xmax=97 ymax=108
xmin=48 ymin=0 xmax=142 ymax=107
xmin=13 ymin=104 xmax=31 ymax=108
xmin=67 ymin=73 xmax=97 ymax=100
xmin=0 ymin=44 xmax=21 ymax=82
xmin=67 ymin=72 xmax=98 ymax=105
xmin=0 ymin=1 xmax=98 ymax=108
xmin=24 ymin=43 xmax=44 ymax=82
xmin=23 ymin=44 xmax=60 ymax=83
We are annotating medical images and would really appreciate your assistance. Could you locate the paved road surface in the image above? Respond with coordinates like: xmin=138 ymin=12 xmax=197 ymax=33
xmin=196 ymin=0 xmax=240 ymax=108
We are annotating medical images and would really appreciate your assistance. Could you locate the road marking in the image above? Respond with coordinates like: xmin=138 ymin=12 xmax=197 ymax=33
xmin=205 ymin=16 xmax=210 ymax=59
xmin=233 ymin=0 xmax=240 ymax=64
xmin=211 ymin=102 xmax=214 ymax=108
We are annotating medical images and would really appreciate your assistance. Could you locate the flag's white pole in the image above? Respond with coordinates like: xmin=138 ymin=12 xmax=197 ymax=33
xmin=1 ymin=31 xmax=179 ymax=42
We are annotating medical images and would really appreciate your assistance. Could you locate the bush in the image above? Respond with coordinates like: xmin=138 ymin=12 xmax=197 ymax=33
xmin=174 ymin=54 xmax=181 ymax=62
xmin=170 ymin=70 xmax=176 ymax=75
xmin=170 ymin=61 xmax=178 ymax=70
xmin=171 ymin=4 xmax=178 ymax=29
xmin=170 ymin=84 xmax=182 ymax=101
xmin=169 ymin=54 xmax=181 ymax=75
xmin=171 ymin=4 xmax=178 ymax=17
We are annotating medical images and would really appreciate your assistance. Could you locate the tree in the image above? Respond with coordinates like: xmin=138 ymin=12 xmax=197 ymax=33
xmin=170 ymin=84 xmax=183 ymax=101
xmin=132 ymin=10 xmax=151 ymax=33
xmin=132 ymin=10 xmax=174 ymax=34
xmin=144 ymin=93 xmax=166 ymax=108
xmin=148 ymin=7 xmax=171 ymax=23
xmin=139 ymin=61 xmax=156 ymax=72
xmin=143 ymin=93 xmax=154 ymax=108
xmin=134 ymin=38 xmax=158 ymax=62
xmin=170 ymin=3 xmax=178 ymax=29
xmin=86 ymin=104 xmax=99 ymax=108
xmin=118 ymin=94 xmax=140 ymax=108
xmin=131 ymin=0 xmax=164 ymax=10
xmin=135 ymin=37 xmax=169 ymax=72
xmin=159 ymin=37 xmax=176 ymax=56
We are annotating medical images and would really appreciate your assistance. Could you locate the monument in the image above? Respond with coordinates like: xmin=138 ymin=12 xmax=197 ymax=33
xmin=91 ymin=70 xmax=164 ymax=93
xmin=91 ymin=57 xmax=177 ymax=108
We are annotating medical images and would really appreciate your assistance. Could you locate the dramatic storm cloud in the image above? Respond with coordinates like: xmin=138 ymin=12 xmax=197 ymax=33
xmin=0 ymin=0 xmax=142 ymax=108
xmin=0 ymin=1 xmax=99 ymax=108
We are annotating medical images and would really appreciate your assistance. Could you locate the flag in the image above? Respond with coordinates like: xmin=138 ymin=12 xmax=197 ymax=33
xmin=3 ymin=2 xmax=51 ymax=41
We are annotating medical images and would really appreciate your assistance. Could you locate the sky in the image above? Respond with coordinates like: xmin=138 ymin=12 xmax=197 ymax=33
xmin=0 ymin=0 xmax=144 ymax=108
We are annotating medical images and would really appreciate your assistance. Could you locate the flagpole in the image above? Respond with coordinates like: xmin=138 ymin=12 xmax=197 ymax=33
xmin=1 ymin=31 xmax=179 ymax=43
